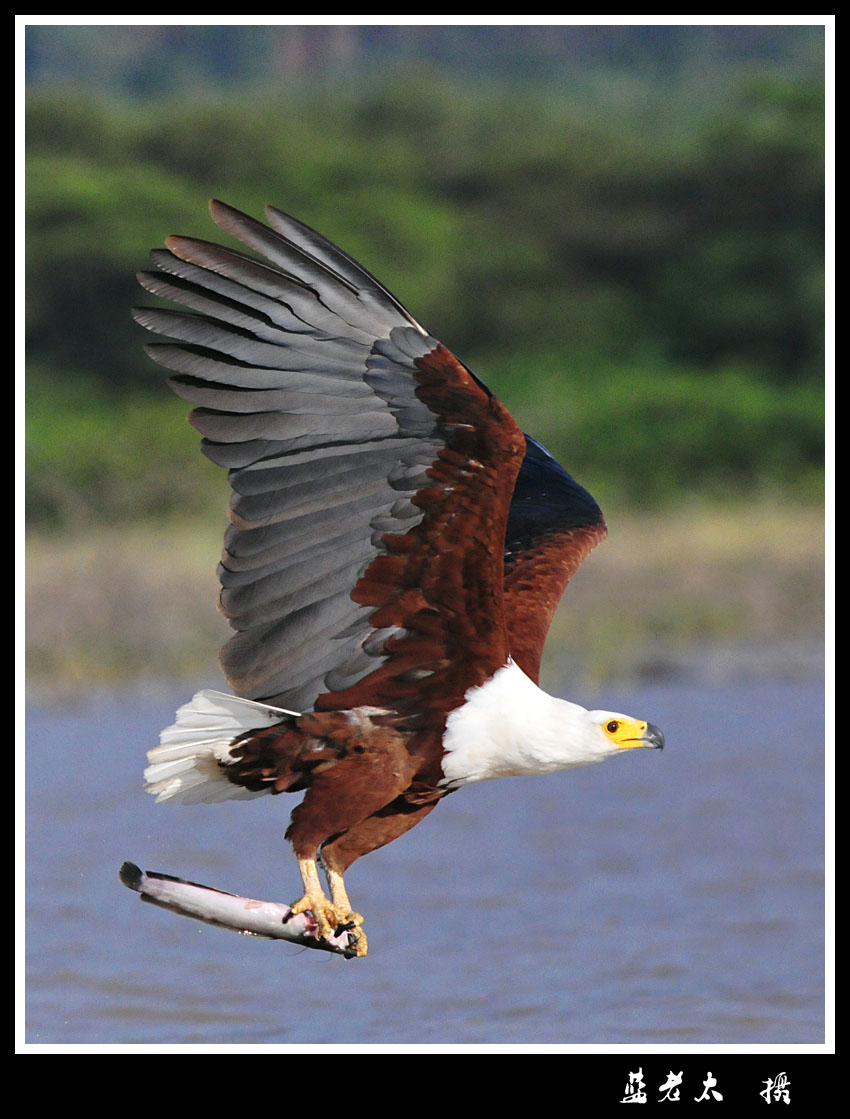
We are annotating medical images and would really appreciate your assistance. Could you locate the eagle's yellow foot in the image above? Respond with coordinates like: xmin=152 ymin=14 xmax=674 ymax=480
xmin=290 ymin=892 xmax=368 ymax=956
xmin=326 ymin=869 xmax=368 ymax=956
xmin=293 ymin=858 xmax=368 ymax=953
xmin=289 ymin=892 xmax=358 ymax=932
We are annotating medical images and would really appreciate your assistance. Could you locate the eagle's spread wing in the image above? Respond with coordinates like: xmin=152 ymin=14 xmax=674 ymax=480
xmin=135 ymin=201 xmax=533 ymax=723
xmin=130 ymin=202 xmax=652 ymax=959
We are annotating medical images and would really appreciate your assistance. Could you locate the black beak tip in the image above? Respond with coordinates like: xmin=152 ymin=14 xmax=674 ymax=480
xmin=647 ymin=723 xmax=665 ymax=751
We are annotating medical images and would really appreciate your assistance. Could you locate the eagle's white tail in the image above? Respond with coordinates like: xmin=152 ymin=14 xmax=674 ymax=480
xmin=144 ymin=690 xmax=298 ymax=805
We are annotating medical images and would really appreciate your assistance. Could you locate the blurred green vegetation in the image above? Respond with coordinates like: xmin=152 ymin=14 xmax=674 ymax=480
xmin=26 ymin=62 xmax=825 ymax=527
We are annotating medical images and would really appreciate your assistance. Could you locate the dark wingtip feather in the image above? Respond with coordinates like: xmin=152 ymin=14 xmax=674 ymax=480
xmin=505 ymin=434 xmax=605 ymax=561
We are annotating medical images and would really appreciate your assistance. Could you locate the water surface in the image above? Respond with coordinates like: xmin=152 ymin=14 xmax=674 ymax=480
xmin=24 ymin=666 xmax=825 ymax=1046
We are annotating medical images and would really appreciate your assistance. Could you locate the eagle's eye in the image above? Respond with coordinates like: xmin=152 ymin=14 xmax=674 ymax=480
xmin=606 ymin=720 xmax=620 ymax=734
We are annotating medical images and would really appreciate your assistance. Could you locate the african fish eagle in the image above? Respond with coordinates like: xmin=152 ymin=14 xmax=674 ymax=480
xmin=135 ymin=200 xmax=664 ymax=957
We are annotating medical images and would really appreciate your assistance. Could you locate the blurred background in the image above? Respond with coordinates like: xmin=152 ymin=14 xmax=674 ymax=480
xmin=24 ymin=22 xmax=826 ymax=696
xmin=22 ymin=20 xmax=829 ymax=1051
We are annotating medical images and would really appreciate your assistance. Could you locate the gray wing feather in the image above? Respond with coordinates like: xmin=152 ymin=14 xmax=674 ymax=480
xmin=135 ymin=200 xmax=446 ymax=710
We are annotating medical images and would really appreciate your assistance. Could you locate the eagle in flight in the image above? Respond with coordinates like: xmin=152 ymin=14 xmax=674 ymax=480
xmin=134 ymin=200 xmax=663 ymax=957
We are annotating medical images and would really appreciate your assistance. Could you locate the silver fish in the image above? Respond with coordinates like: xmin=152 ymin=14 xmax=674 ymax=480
xmin=119 ymin=862 xmax=361 ymax=958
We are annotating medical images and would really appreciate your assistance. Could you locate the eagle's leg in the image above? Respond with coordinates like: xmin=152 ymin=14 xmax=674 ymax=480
xmin=290 ymin=857 xmax=368 ymax=956
xmin=326 ymin=867 xmax=364 ymax=928
xmin=326 ymin=866 xmax=367 ymax=957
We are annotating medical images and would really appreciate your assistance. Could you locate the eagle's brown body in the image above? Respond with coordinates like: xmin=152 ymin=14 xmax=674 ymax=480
xmin=231 ymin=707 xmax=439 ymax=874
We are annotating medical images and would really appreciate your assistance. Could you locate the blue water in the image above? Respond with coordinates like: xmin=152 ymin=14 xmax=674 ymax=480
xmin=24 ymin=667 xmax=825 ymax=1046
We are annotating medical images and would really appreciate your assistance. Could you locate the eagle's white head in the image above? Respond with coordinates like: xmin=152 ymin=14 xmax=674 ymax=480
xmin=440 ymin=660 xmax=663 ymax=787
